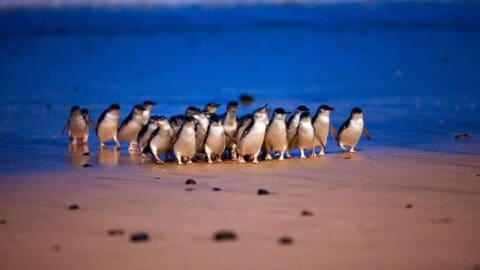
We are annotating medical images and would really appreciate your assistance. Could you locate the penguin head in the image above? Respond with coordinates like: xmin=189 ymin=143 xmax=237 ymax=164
xmin=300 ymin=111 xmax=311 ymax=122
xmin=169 ymin=115 xmax=185 ymax=128
xmin=239 ymin=114 xmax=253 ymax=125
xmin=273 ymin=108 xmax=291 ymax=120
xmin=295 ymin=105 xmax=309 ymax=114
xmin=182 ymin=116 xmax=196 ymax=127
xmin=204 ymin=103 xmax=221 ymax=114
xmin=209 ymin=114 xmax=223 ymax=126
xmin=108 ymin=104 xmax=121 ymax=114
xmin=143 ymin=100 xmax=156 ymax=111
xmin=185 ymin=106 xmax=202 ymax=116
xmin=155 ymin=116 xmax=170 ymax=128
xmin=148 ymin=115 xmax=161 ymax=124
xmin=80 ymin=108 xmax=89 ymax=116
xmin=350 ymin=107 xmax=363 ymax=119
xmin=133 ymin=104 xmax=146 ymax=115
xmin=227 ymin=101 xmax=239 ymax=113
xmin=253 ymin=103 xmax=269 ymax=124
xmin=70 ymin=106 xmax=81 ymax=116
xmin=316 ymin=105 xmax=334 ymax=116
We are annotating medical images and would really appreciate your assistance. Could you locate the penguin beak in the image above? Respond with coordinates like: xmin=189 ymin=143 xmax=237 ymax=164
xmin=260 ymin=103 xmax=269 ymax=113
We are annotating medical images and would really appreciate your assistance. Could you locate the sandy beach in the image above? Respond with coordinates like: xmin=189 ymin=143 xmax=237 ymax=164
xmin=1 ymin=147 xmax=479 ymax=270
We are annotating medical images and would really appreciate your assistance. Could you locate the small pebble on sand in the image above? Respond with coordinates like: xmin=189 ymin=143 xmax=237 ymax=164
xmin=257 ymin=189 xmax=270 ymax=195
xmin=212 ymin=187 xmax=222 ymax=191
xmin=214 ymin=230 xmax=237 ymax=241
xmin=278 ymin=236 xmax=294 ymax=245
xmin=52 ymin=245 xmax=61 ymax=252
xmin=108 ymin=229 xmax=124 ymax=236
xmin=155 ymin=177 xmax=160 ymax=180
xmin=185 ymin=188 xmax=194 ymax=192
xmin=69 ymin=204 xmax=79 ymax=210
xmin=472 ymin=264 xmax=480 ymax=270
xmin=301 ymin=210 xmax=313 ymax=216
xmin=130 ymin=232 xmax=149 ymax=242
xmin=185 ymin=179 xmax=197 ymax=185
xmin=82 ymin=163 xmax=93 ymax=168
xmin=0 ymin=219 xmax=6 ymax=224
xmin=405 ymin=204 xmax=413 ymax=209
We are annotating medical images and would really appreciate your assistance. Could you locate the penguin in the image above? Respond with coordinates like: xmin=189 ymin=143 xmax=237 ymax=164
xmin=145 ymin=116 xmax=174 ymax=164
xmin=235 ymin=114 xmax=253 ymax=148
xmin=185 ymin=106 xmax=210 ymax=154
xmin=204 ymin=114 xmax=226 ymax=164
xmin=137 ymin=115 xmax=161 ymax=153
xmin=64 ymin=105 xmax=91 ymax=146
xmin=222 ymin=101 xmax=239 ymax=160
xmin=118 ymin=104 xmax=146 ymax=152
xmin=264 ymin=108 xmax=291 ymax=161
xmin=204 ymin=102 xmax=221 ymax=117
xmin=295 ymin=111 xmax=315 ymax=159
xmin=337 ymin=107 xmax=371 ymax=152
xmin=286 ymin=105 xmax=309 ymax=157
xmin=312 ymin=105 xmax=337 ymax=156
xmin=237 ymin=104 xmax=269 ymax=164
xmin=173 ymin=116 xmax=197 ymax=165
xmin=170 ymin=115 xmax=186 ymax=137
xmin=96 ymin=103 xmax=121 ymax=149
xmin=142 ymin=100 xmax=156 ymax=126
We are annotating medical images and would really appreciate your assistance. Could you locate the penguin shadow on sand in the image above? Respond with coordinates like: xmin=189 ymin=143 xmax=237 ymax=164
xmin=68 ymin=144 xmax=90 ymax=166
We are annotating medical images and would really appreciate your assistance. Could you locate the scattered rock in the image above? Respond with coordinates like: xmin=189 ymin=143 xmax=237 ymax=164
xmin=278 ymin=236 xmax=294 ymax=245
xmin=69 ymin=204 xmax=79 ymax=210
xmin=212 ymin=187 xmax=222 ymax=191
xmin=454 ymin=133 xmax=471 ymax=141
xmin=213 ymin=230 xmax=237 ymax=241
xmin=476 ymin=174 xmax=479 ymax=177
xmin=185 ymin=179 xmax=196 ymax=185
xmin=82 ymin=152 xmax=90 ymax=156
xmin=82 ymin=163 xmax=93 ymax=168
xmin=130 ymin=232 xmax=149 ymax=242
xmin=239 ymin=94 xmax=254 ymax=106
xmin=301 ymin=210 xmax=313 ymax=217
xmin=155 ymin=177 xmax=160 ymax=180
xmin=433 ymin=217 xmax=454 ymax=224
xmin=108 ymin=229 xmax=124 ymax=236
xmin=257 ymin=189 xmax=270 ymax=195
xmin=0 ymin=219 xmax=6 ymax=224
xmin=405 ymin=204 xmax=413 ymax=209
xmin=185 ymin=188 xmax=194 ymax=192
xmin=472 ymin=264 xmax=480 ymax=270
xmin=52 ymin=245 xmax=61 ymax=252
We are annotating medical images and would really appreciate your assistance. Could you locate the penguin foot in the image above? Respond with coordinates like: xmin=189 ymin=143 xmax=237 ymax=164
xmin=252 ymin=160 xmax=259 ymax=164
xmin=215 ymin=158 xmax=223 ymax=163
xmin=238 ymin=158 xmax=246 ymax=164
xmin=155 ymin=159 xmax=165 ymax=164
xmin=319 ymin=151 xmax=325 ymax=156
xmin=207 ymin=160 xmax=213 ymax=164
xmin=265 ymin=154 xmax=273 ymax=160
xmin=187 ymin=160 xmax=193 ymax=164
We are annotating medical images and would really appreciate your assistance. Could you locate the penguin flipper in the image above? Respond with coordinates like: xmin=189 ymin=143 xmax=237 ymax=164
xmin=314 ymin=133 xmax=325 ymax=149
xmin=241 ymin=120 xmax=255 ymax=140
xmin=118 ymin=112 xmax=133 ymax=134
xmin=329 ymin=124 xmax=338 ymax=142
xmin=363 ymin=127 xmax=371 ymax=140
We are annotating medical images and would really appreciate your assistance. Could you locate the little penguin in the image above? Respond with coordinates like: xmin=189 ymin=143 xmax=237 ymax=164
xmin=237 ymin=104 xmax=269 ymax=164
xmin=222 ymin=101 xmax=239 ymax=160
xmin=204 ymin=114 xmax=226 ymax=164
xmin=295 ymin=111 xmax=315 ymax=158
xmin=145 ymin=116 xmax=174 ymax=164
xmin=312 ymin=105 xmax=337 ymax=156
xmin=286 ymin=105 xmax=309 ymax=157
xmin=142 ymin=100 xmax=156 ymax=126
xmin=235 ymin=114 xmax=253 ymax=148
xmin=185 ymin=106 xmax=210 ymax=153
xmin=264 ymin=108 xmax=291 ymax=161
xmin=96 ymin=104 xmax=121 ymax=149
xmin=173 ymin=116 xmax=197 ymax=165
xmin=118 ymin=104 xmax=146 ymax=152
xmin=337 ymin=107 xmax=371 ymax=152
xmin=137 ymin=115 xmax=161 ymax=153
xmin=64 ymin=105 xmax=91 ymax=146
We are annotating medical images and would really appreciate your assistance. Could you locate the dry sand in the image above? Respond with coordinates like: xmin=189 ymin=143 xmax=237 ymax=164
xmin=0 ymin=147 xmax=479 ymax=270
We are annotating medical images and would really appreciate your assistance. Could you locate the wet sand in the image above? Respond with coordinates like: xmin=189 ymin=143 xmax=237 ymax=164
xmin=1 ymin=147 xmax=479 ymax=270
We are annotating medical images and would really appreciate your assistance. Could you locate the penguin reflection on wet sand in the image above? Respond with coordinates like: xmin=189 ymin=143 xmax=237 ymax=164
xmin=118 ymin=104 xmax=146 ymax=152
xmin=137 ymin=115 xmax=160 ymax=153
xmin=204 ymin=115 xmax=226 ymax=164
xmin=145 ymin=116 xmax=174 ymax=164
xmin=312 ymin=105 xmax=337 ymax=156
xmin=173 ymin=116 xmax=197 ymax=165
xmin=337 ymin=107 xmax=371 ymax=153
xmin=286 ymin=105 xmax=309 ymax=158
xmin=222 ymin=101 xmax=239 ymax=160
xmin=295 ymin=111 xmax=315 ymax=159
xmin=96 ymin=104 xmax=121 ymax=149
xmin=264 ymin=108 xmax=290 ymax=161
xmin=64 ymin=106 xmax=92 ymax=147
xmin=237 ymin=104 xmax=269 ymax=164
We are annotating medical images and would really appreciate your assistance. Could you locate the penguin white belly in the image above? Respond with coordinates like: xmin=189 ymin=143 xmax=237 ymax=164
xmin=206 ymin=126 xmax=226 ymax=155
xmin=142 ymin=110 xmax=150 ymax=125
xmin=151 ymin=131 xmax=173 ymax=154
xmin=313 ymin=117 xmax=330 ymax=147
xmin=70 ymin=116 xmax=88 ymax=138
xmin=223 ymin=122 xmax=237 ymax=146
xmin=266 ymin=122 xmax=287 ymax=151
xmin=297 ymin=123 xmax=315 ymax=149
xmin=239 ymin=123 xmax=266 ymax=155
xmin=119 ymin=116 xmax=143 ymax=141
xmin=195 ymin=122 xmax=209 ymax=151
xmin=174 ymin=128 xmax=196 ymax=158
xmin=340 ymin=120 xmax=363 ymax=146
xmin=97 ymin=114 xmax=118 ymax=141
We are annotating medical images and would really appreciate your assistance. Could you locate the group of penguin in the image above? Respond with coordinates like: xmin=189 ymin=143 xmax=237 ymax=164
xmin=64 ymin=100 xmax=371 ymax=165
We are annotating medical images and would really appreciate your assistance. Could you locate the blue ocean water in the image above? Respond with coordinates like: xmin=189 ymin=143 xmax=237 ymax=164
xmin=0 ymin=2 xmax=479 ymax=171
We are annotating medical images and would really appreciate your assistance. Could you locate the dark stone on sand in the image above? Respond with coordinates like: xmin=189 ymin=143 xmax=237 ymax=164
xmin=69 ymin=204 xmax=79 ymax=210
xmin=130 ymin=232 xmax=149 ymax=242
xmin=0 ymin=219 xmax=6 ymax=224
xmin=185 ymin=179 xmax=197 ymax=185
xmin=454 ymin=133 xmax=471 ymax=141
xmin=434 ymin=217 xmax=454 ymax=224
xmin=214 ymin=230 xmax=237 ymax=241
xmin=52 ymin=245 xmax=61 ymax=252
xmin=239 ymin=94 xmax=254 ymax=106
xmin=82 ymin=163 xmax=93 ymax=168
xmin=405 ymin=204 xmax=413 ymax=209
xmin=82 ymin=152 xmax=90 ymax=156
xmin=213 ymin=187 xmax=222 ymax=191
xmin=301 ymin=210 xmax=313 ymax=216
xmin=155 ymin=177 xmax=160 ymax=180
xmin=185 ymin=188 xmax=194 ymax=192
xmin=477 ymin=174 xmax=480 ymax=177
xmin=473 ymin=264 xmax=480 ymax=270
xmin=257 ymin=189 xmax=270 ymax=195
xmin=278 ymin=236 xmax=294 ymax=245
xmin=108 ymin=229 xmax=124 ymax=236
